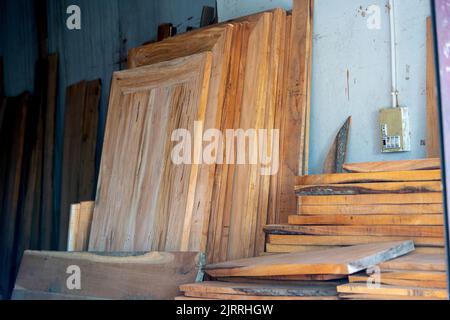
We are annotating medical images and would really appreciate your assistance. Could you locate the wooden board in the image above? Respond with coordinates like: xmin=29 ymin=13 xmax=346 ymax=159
xmin=298 ymin=203 xmax=444 ymax=215
xmin=339 ymin=293 xmax=440 ymax=301
xmin=264 ymin=225 xmax=444 ymax=238
xmin=13 ymin=251 xmax=204 ymax=300
xmin=343 ymin=159 xmax=441 ymax=173
xmin=288 ymin=214 xmax=444 ymax=226
xmin=266 ymin=244 xmax=340 ymax=254
xmin=427 ymin=17 xmax=440 ymax=159
xmin=89 ymin=53 xmax=213 ymax=253
xmin=180 ymin=281 xmax=337 ymax=297
xmin=378 ymin=253 xmax=446 ymax=272
xmin=295 ymin=181 xmax=442 ymax=196
xmin=279 ymin=0 xmax=314 ymax=223
xmin=214 ymin=276 xmax=347 ymax=283
xmin=372 ymin=270 xmax=447 ymax=282
xmin=298 ymin=193 xmax=443 ymax=205
xmin=204 ymin=241 xmax=414 ymax=277
xmin=297 ymin=170 xmax=441 ymax=185
xmin=349 ymin=275 xmax=447 ymax=289
xmin=181 ymin=292 xmax=338 ymax=300
xmin=337 ymin=283 xmax=447 ymax=299
xmin=267 ymin=235 xmax=444 ymax=247
xmin=323 ymin=116 xmax=351 ymax=174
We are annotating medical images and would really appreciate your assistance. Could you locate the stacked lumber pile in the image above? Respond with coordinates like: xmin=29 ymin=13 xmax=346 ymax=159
xmin=265 ymin=159 xmax=445 ymax=255
xmin=177 ymin=241 xmax=415 ymax=300
xmin=88 ymin=0 xmax=314 ymax=264
xmin=338 ymin=252 xmax=448 ymax=300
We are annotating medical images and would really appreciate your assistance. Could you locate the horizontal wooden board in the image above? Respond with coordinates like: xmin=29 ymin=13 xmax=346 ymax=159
xmin=373 ymin=270 xmax=447 ymax=282
xmin=296 ymin=170 xmax=441 ymax=185
xmin=378 ymin=253 xmax=446 ymax=272
xmin=339 ymin=293 xmax=439 ymax=300
xmin=214 ymin=276 xmax=347 ymax=283
xmin=298 ymin=204 xmax=444 ymax=215
xmin=298 ymin=193 xmax=443 ymax=205
xmin=266 ymin=243 xmax=340 ymax=254
xmin=267 ymin=234 xmax=444 ymax=247
xmin=13 ymin=251 xmax=204 ymax=300
xmin=182 ymin=292 xmax=338 ymax=300
xmin=349 ymin=275 xmax=447 ymax=289
xmin=337 ymin=283 xmax=447 ymax=299
xmin=343 ymin=159 xmax=441 ymax=173
xmin=295 ymin=181 xmax=442 ymax=196
xmin=180 ymin=281 xmax=338 ymax=297
xmin=204 ymin=241 xmax=414 ymax=277
xmin=265 ymin=225 xmax=444 ymax=237
xmin=288 ymin=214 xmax=444 ymax=226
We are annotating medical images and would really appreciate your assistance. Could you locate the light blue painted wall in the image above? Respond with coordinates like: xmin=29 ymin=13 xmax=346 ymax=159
xmin=218 ymin=0 xmax=432 ymax=174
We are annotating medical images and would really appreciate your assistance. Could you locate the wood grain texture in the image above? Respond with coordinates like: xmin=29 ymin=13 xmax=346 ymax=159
xmin=295 ymin=181 xmax=442 ymax=196
xmin=337 ymin=283 xmax=447 ymax=299
xmin=427 ymin=17 xmax=440 ymax=159
xmin=298 ymin=193 xmax=443 ymax=205
xmin=349 ymin=275 xmax=447 ymax=289
xmin=371 ymin=270 xmax=447 ymax=282
xmin=90 ymin=53 xmax=213 ymax=253
xmin=265 ymin=244 xmax=341 ymax=254
xmin=181 ymin=292 xmax=338 ymax=300
xmin=265 ymin=225 xmax=444 ymax=237
xmin=378 ymin=253 xmax=446 ymax=272
xmin=205 ymin=241 xmax=414 ymax=277
xmin=323 ymin=117 xmax=351 ymax=174
xmin=13 ymin=251 xmax=204 ymax=300
xmin=298 ymin=203 xmax=444 ymax=215
xmin=279 ymin=0 xmax=314 ymax=223
xmin=343 ymin=159 xmax=441 ymax=173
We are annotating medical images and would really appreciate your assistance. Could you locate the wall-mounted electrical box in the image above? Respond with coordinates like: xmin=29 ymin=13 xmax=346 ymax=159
xmin=379 ymin=107 xmax=411 ymax=153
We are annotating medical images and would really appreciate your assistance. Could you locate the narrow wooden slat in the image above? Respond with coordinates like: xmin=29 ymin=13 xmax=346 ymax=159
xmin=379 ymin=253 xmax=446 ymax=272
xmin=297 ymin=170 xmax=441 ymax=185
xmin=343 ymin=159 xmax=440 ymax=173
xmin=298 ymin=203 xmax=444 ymax=215
xmin=76 ymin=201 xmax=94 ymax=251
xmin=268 ymin=234 xmax=444 ymax=247
xmin=298 ymin=193 xmax=443 ymax=205
xmin=183 ymin=292 xmax=338 ymax=300
xmin=288 ymin=214 xmax=443 ymax=226
xmin=67 ymin=204 xmax=81 ymax=252
xmin=349 ymin=275 xmax=447 ymax=289
xmin=266 ymin=243 xmax=340 ymax=254
xmin=372 ymin=269 xmax=447 ymax=282
xmin=337 ymin=283 xmax=447 ymax=299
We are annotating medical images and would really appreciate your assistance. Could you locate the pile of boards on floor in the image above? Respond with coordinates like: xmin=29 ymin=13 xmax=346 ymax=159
xmin=338 ymin=252 xmax=448 ymax=300
xmin=177 ymin=241 xmax=415 ymax=300
xmin=264 ymin=158 xmax=445 ymax=255
xmin=88 ymin=0 xmax=314 ymax=265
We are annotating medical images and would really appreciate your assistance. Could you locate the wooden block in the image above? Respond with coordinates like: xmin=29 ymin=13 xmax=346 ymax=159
xmin=298 ymin=203 xmax=444 ymax=215
xmin=205 ymin=241 xmax=414 ymax=277
xmin=349 ymin=275 xmax=447 ymax=289
xmin=337 ymin=283 xmax=447 ymax=299
xmin=343 ymin=159 xmax=441 ymax=173
xmin=13 ymin=251 xmax=205 ymax=300
xmin=265 ymin=225 xmax=444 ymax=238
xmin=180 ymin=281 xmax=338 ymax=297
xmin=379 ymin=253 xmax=446 ymax=272
xmin=297 ymin=170 xmax=441 ymax=185
xmin=298 ymin=193 xmax=443 ymax=205
xmin=295 ymin=181 xmax=442 ymax=196
xmin=267 ymin=234 xmax=444 ymax=247
xmin=288 ymin=214 xmax=443 ymax=226
xmin=323 ymin=116 xmax=351 ymax=174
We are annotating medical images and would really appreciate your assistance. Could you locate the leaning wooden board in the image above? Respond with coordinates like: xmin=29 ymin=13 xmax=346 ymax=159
xmin=13 ymin=251 xmax=204 ymax=300
xmin=205 ymin=241 xmax=414 ymax=277
xmin=89 ymin=53 xmax=213 ymax=252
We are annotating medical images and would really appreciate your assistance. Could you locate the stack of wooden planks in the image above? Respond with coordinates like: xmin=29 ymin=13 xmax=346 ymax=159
xmin=177 ymin=241 xmax=415 ymax=300
xmin=265 ymin=159 xmax=445 ymax=255
xmin=89 ymin=0 xmax=314 ymax=263
xmin=338 ymin=252 xmax=448 ymax=300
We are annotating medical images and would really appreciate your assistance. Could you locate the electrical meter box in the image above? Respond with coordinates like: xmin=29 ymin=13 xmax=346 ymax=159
xmin=379 ymin=107 xmax=411 ymax=153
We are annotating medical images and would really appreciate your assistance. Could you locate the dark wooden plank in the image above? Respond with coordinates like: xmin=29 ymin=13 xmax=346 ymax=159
xmin=13 ymin=251 xmax=205 ymax=300
xmin=323 ymin=116 xmax=351 ymax=173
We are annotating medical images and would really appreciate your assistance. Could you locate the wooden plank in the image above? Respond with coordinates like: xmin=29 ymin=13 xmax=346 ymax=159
xmin=266 ymin=244 xmax=340 ymax=254
xmin=13 ymin=251 xmax=205 ymax=300
xmin=379 ymin=253 xmax=446 ymax=272
xmin=343 ymin=159 xmax=441 ymax=173
xmin=76 ymin=201 xmax=94 ymax=251
xmin=288 ymin=214 xmax=444 ymax=226
xmin=204 ymin=241 xmax=414 ymax=277
xmin=59 ymin=81 xmax=87 ymax=250
xmin=67 ymin=203 xmax=81 ymax=252
xmin=264 ymin=225 xmax=444 ymax=238
xmin=295 ymin=181 xmax=442 ymax=196
xmin=298 ymin=203 xmax=444 ymax=215
xmin=180 ymin=281 xmax=338 ymax=297
xmin=279 ymin=0 xmax=313 ymax=222
xmin=427 ymin=17 xmax=440 ymax=158
xmin=298 ymin=193 xmax=443 ymax=205
xmin=349 ymin=275 xmax=447 ymax=289
xmin=372 ymin=270 xmax=447 ymax=282
xmin=78 ymin=79 xmax=101 ymax=202
xmin=337 ymin=283 xmax=447 ymax=299
xmin=41 ymin=53 xmax=58 ymax=250
xmin=89 ymin=53 xmax=213 ymax=253
xmin=267 ymin=234 xmax=444 ymax=247
xmin=339 ymin=293 xmax=440 ymax=300
xmin=182 ymin=292 xmax=338 ymax=300
xmin=297 ymin=170 xmax=441 ymax=185
xmin=323 ymin=116 xmax=351 ymax=174
xmin=214 ymin=276 xmax=347 ymax=283
xmin=12 ymin=289 xmax=104 ymax=300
